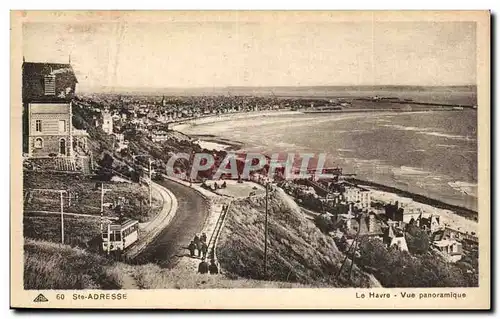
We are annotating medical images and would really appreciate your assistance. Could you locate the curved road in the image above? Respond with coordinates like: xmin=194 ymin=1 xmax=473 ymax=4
xmin=133 ymin=178 xmax=209 ymax=268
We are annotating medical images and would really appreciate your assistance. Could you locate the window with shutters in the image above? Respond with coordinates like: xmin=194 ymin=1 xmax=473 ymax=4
xmin=35 ymin=120 xmax=42 ymax=132
xmin=44 ymin=75 xmax=56 ymax=95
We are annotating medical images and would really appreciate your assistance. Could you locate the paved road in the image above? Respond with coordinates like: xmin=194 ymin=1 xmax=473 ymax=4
xmin=133 ymin=178 xmax=209 ymax=268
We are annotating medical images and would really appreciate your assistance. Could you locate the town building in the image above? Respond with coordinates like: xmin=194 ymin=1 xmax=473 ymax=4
xmin=384 ymin=224 xmax=409 ymax=251
xmin=357 ymin=212 xmax=384 ymax=237
xmin=384 ymin=201 xmax=404 ymax=222
xmin=22 ymin=61 xmax=85 ymax=157
xmin=430 ymin=227 xmax=466 ymax=262
xmin=344 ymin=186 xmax=371 ymax=209
xmin=416 ymin=214 xmax=442 ymax=233
xmin=102 ymin=110 xmax=114 ymax=134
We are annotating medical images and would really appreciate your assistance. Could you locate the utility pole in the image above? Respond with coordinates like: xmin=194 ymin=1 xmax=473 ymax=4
xmin=30 ymin=188 xmax=66 ymax=244
xmin=133 ymin=154 xmax=153 ymax=209
xmin=107 ymin=222 xmax=111 ymax=255
xmin=59 ymin=190 xmax=64 ymax=244
xmin=264 ymin=182 xmax=269 ymax=280
xmin=148 ymin=157 xmax=152 ymax=209
xmin=100 ymin=183 xmax=112 ymax=232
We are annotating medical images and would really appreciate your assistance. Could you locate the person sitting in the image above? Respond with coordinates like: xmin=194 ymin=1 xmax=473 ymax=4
xmin=198 ymin=259 xmax=209 ymax=274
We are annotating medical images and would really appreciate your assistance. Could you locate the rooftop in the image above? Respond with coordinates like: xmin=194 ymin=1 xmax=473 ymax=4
xmin=22 ymin=61 xmax=78 ymax=103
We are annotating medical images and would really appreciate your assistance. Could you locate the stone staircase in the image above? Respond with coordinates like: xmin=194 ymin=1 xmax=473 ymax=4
xmin=56 ymin=157 xmax=77 ymax=171
xmin=80 ymin=156 xmax=92 ymax=175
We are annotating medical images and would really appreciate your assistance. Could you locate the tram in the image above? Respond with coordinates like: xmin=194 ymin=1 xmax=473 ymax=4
xmin=102 ymin=218 xmax=139 ymax=252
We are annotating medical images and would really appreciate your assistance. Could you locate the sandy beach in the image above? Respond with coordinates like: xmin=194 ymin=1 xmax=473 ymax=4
xmin=170 ymin=110 xmax=300 ymax=132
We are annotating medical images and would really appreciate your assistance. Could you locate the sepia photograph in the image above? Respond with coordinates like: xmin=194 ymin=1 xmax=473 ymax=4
xmin=10 ymin=10 xmax=490 ymax=309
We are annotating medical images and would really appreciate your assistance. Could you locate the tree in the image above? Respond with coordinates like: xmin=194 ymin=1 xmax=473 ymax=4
xmin=405 ymin=224 xmax=430 ymax=254
xmin=99 ymin=153 xmax=114 ymax=169
xmin=314 ymin=214 xmax=335 ymax=234
xmin=96 ymin=153 xmax=114 ymax=181
xmin=335 ymin=235 xmax=348 ymax=252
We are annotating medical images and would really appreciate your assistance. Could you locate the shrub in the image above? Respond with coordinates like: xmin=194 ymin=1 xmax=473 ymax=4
xmin=405 ymin=224 xmax=430 ymax=254
xmin=357 ymin=237 xmax=477 ymax=287
xmin=314 ymin=214 xmax=335 ymax=234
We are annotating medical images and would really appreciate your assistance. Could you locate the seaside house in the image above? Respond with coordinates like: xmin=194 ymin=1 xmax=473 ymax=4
xmin=22 ymin=60 xmax=87 ymax=158
xmin=416 ymin=214 xmax=442 ymax=233
xmin=431 ymin=229 xmax=463 ymax=262
xmin=344 ymin=186 xmax=371 ymax=209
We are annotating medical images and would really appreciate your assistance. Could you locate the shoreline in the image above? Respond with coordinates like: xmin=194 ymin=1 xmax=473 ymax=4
xmin=170 ymin=107 xmax=471 ymax=131
xmin=172 ymin=110 xmax=477 ymax=218
xmin=346 ymin=178 xmax=477 ymax=219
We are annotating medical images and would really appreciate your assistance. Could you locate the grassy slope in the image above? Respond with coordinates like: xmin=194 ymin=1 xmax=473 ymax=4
xmin=24 ymin=239 xmax=120 ymax=290
xmin=24 ymin=239 xmax=309 ymax=290
xmin=24 ymin=171 xmax=161 ymax=222
xmin=24 ymin=215 xmax=100 ymax=249
xmin=217 ymin=188 xmax=377 ymax=287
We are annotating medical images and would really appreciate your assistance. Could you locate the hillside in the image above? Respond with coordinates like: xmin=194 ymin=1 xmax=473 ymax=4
xmin=24 ymin=239 xmax=310 ymax=290
xmin=24 ymin=171 xmax=161 ymax=221
xmin=216 ymin=188 xmax=378 ymax=287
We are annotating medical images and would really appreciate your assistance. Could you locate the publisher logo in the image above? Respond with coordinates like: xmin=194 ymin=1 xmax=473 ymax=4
xmin=33 ymin=294 xmax=49 ymax=303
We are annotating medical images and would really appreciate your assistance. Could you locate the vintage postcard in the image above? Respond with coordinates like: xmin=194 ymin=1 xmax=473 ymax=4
xmin=10 ymin=10 xmax=490 ymax=309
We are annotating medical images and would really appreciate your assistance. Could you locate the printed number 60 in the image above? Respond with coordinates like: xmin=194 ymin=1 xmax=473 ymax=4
xmin=56 ymin=294 xmax=65 ymax=300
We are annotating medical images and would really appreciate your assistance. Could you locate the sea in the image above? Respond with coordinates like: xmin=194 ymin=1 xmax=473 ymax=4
xmin=179 ymin=109 xmax=478 ymax=212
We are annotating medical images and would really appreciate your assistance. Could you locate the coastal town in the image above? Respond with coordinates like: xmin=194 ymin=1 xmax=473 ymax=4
xmin=21 ymin=59 xmax=479 ymax=289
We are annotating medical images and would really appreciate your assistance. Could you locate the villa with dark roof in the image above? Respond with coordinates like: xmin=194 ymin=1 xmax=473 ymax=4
xmin=22 ymin=61 xmax=87 ymax=157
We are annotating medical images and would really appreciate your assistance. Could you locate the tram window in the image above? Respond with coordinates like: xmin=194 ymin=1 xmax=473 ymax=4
xmin=115 ymin=233 xmax=121 ymax=241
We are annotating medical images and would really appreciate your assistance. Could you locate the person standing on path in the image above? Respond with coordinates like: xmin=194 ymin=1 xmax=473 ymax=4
xmin=198 ymin=259 xmax=209 ymax=274
xmin=209 ymin=259 xmax=219 ymax=274
xmin=201 ymin=241 xmax=208 ymax=259
xmin=188 ymin=240 xmax=196 ymax=257
xmin=193 ymin=234 xmax=201 ymax=257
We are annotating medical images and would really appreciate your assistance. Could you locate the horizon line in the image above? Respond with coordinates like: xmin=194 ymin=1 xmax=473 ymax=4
xmin=78 ymin=84 xmax=477 ymax=91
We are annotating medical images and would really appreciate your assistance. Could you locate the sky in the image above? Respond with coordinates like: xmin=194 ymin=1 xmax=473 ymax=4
xmin=22 ymin=21 xmax=477 ymax=90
